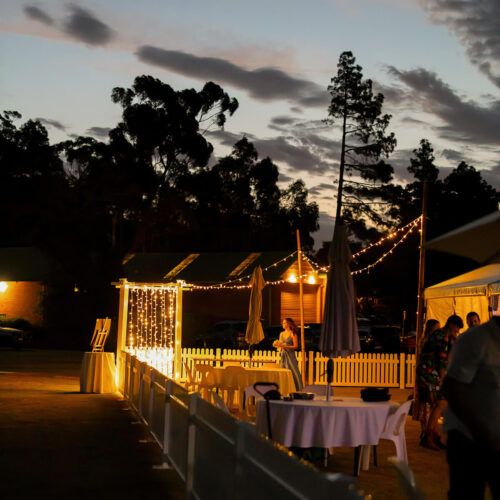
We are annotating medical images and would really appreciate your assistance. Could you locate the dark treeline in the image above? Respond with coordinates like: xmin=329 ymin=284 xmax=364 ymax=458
xmin=2 ymin=55 xmax=499 ymax=342
xmin=0 ymin=77 xmax=318 ymax=345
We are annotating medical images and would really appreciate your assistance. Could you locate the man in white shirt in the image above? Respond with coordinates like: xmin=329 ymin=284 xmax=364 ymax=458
xmin=442 ymin=317 xmax=500 ymax=499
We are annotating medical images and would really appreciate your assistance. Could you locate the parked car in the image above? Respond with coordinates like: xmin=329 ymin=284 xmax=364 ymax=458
xmin=360 ymin=325 xmax=401 ymax=353
xmin=196 ymin=321 xmax=248 ymax=349
xmin=0 ymin=327 xmax=30 ymax=349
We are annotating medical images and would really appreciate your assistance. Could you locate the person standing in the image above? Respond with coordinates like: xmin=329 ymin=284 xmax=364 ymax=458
xmin=466 ymin=311 xmax=481 ymax=328
xmin=416 ymin=315 xmax=463 ymax=449
xmin=273 ymin=318 xmax=303 ymax=391
xmin=413 ymin=319 xmax=441 ymax=436
xmin=442 ymin=316 xmax=500 ymax=499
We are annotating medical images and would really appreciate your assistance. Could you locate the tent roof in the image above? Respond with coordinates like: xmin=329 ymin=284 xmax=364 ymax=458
xmin=0 ymin=247 xmax=49 ymax=282
xmin=122 ymin=251 xmax=311 ymax=285
xmin=424 ymin=263 xmax=500 ymax=299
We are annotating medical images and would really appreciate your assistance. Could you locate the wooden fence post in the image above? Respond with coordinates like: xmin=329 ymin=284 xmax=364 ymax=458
xmin=399 ymin=353 xmax=405 ymax=389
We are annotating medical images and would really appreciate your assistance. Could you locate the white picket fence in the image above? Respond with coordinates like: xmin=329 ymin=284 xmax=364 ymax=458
xmin=118 ymin=351 xmax=364 ymax=500
xmin=181 ymin=348 xmax=416 ymax=389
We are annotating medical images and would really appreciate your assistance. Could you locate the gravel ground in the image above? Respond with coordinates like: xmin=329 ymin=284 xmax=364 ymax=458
xmin=2 ymin=348 xmax=492 ymax=500
xmin=0 ymin=348 xmax=184 ymax=500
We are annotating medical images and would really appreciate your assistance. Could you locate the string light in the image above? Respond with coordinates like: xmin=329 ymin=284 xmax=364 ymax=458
xmin=127 ymin=285 xmax=178 ymax=377
xmin=304 ymin=216 xmax=422 ymax=274
xmin=351 ymin=222 xmax=419 ymax=275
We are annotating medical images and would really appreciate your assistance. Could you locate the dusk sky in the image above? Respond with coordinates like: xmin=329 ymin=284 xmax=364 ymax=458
xmin=1 ymin=0 xmax=499 ymax=245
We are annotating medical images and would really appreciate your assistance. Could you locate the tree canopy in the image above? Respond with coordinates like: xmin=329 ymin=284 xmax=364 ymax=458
xmin=0 ymin=76 xmax=319 ymax=344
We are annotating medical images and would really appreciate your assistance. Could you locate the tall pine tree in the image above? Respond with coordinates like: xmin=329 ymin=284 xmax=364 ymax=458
xmin=327 ymin=51 xmax=396 ymax=229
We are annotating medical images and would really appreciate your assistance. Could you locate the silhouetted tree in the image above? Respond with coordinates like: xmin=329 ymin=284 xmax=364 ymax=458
xmin=326 ymin=51 xmax=396 ymax=226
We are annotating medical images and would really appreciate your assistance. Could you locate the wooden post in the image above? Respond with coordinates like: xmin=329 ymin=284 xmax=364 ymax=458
xmin=116 ymin=278 xmax=129 ymax=385
xmin=415 ymin=181 xmax=428 ymax=359
xmin=174 ymin=283 xmax=183 ymax=380
xmin=296 ymin=230 xmax=307 ymax=387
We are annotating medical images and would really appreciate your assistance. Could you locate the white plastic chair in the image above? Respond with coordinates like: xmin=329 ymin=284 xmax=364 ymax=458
xmin=378 ymin=399 xmax=413 ymax=463
xmin=195 ymin=363 xmax=216 ymax=401
xmin=182 ymin=361 xmax=198 ymax=392
xmin=302 ymin=384 xmax=329 ymax=396
xmin=223 ymin=365 xmax=246 ymax=410
xmin=244 ymin=384 xmax=275 ymax=416
xmin=211 ymin=390 xmax=231 ymax=414
xmin=388 ymin=456 xmax=425 ymax=500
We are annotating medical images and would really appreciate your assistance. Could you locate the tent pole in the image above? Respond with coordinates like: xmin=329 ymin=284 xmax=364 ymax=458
xmin=416 ymin=181 xmax=428 ymax=359
xmin=296 ymin=230 xmax=307 ymax=387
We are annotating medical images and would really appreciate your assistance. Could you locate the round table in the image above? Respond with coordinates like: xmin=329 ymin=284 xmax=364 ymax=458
xmin=80 ymin=352 xmax=116 ymax=393
xmin=256 ymin=396 xmax=398 ymax=448
xmin=212 ymin=366 xmax=296 ymax=395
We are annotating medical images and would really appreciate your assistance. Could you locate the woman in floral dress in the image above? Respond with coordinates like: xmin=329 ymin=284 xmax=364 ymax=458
xmin=416 ymin=315 xmax=463 ymax=449
xmin=412 ymin=319 xmax=440 ymax=434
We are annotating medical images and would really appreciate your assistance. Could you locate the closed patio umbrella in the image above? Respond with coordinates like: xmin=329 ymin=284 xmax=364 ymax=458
xmin=426 ymin=210 xmax=500 ymax=264
xmin=320 ymin=224 xmax=360 ymax=399
xmin=245 ymin=266 xmax=266 ymax=358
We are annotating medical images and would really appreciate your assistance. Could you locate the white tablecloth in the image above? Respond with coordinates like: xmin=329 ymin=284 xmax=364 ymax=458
xmin=256 ymin=397 xmax=398 ymax=448
xmin=80 ymin=352 xmax=116 ymax=393
xmin=212 ymin=366 xmax=295 ymax=396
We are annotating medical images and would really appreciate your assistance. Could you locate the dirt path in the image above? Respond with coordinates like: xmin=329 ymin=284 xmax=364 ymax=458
xmin=0 ymin=348 xmax=184 ymax=500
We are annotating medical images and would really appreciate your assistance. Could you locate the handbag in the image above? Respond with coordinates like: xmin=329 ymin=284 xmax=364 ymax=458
xmin=360 ymin=387 xmax=391 ymax=402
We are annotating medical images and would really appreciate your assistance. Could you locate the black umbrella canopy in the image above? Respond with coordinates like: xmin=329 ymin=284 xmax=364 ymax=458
xmin=319 ymin=224 xmax=360 ymax=358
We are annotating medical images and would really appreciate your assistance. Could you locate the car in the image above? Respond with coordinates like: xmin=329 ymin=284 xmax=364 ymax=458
xmin=360 ymin=325 xmax=401 ymax=353
xmin=196 ymin=321 xmax=248 ymax=349
xmin=0 ymin=327 xmax=30 ymax=349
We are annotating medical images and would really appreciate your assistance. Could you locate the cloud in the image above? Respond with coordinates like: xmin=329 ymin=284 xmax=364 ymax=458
xmin=441 ymin=148 xmax=465 ymax=163
xmin=35 ymin=117 xmax=66 ymax=131
xmin=278 ymin=173 xmax=293 ymax=183
xmin=23 ymin=5 xmax=54 ymax=25
xmin=372 ymin=80 xmax=409 ymax=107
xmin=136 ymin=45 xmax=329 ymax=107
xmin=270 ymin=115 xmax=297 ymax=126
xmin=419 ymin=0 xmax=500 ymax=89
xmin=86 ymin=126 xmax=111 ymax=138
xmin=210 ymin=129 xmax=328 ymax=174
xmin=481 ymin=164 xmax=500 ymax=189
xmin=308 ymin=182 xmax=335 ymax=196
xmin=387 ymin=66 xmax=500 ymax=145
xmin=62 ymin=5 xmax=115 ymax=45
xmin=401 ymin=116 xmax=428 ymax=125
xmin=312 ymin=211 xmax=336 ymax=248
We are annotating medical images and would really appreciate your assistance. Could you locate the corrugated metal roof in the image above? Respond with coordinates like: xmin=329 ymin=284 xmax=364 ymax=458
xmin=0 ymin=247 xmax=49 ymax=281
xmin=123 ymin=251 xmax=299 ymax=284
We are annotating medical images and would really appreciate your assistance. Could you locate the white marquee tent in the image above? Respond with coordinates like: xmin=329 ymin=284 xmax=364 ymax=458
xmin=424 ymin=263 xmax=500 ymax=326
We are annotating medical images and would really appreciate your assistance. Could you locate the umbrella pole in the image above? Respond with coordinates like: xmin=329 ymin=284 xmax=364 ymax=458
xmin=296 ymin=230 xmax=307 ymax=388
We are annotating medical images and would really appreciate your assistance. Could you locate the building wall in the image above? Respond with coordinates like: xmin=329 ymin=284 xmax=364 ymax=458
xmin=0 ymin=281 xmax=44 ymax=325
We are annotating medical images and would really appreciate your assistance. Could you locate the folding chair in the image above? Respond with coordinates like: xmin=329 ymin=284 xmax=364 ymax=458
xmin=90 ymin=317 xmax=111 ymax=352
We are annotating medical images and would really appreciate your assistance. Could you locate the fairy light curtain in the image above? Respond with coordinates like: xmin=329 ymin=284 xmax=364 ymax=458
xmin=127 ymin=285 xmax=177 ymax=377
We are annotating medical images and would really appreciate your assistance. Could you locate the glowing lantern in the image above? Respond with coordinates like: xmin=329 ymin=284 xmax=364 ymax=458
xmin=287 ymin=273 xmax=297 ymax=283
xmin=307 ymin=275 xmax=316 ymax=285
xmin=0 ymin=282 xmax=7 ymax=293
